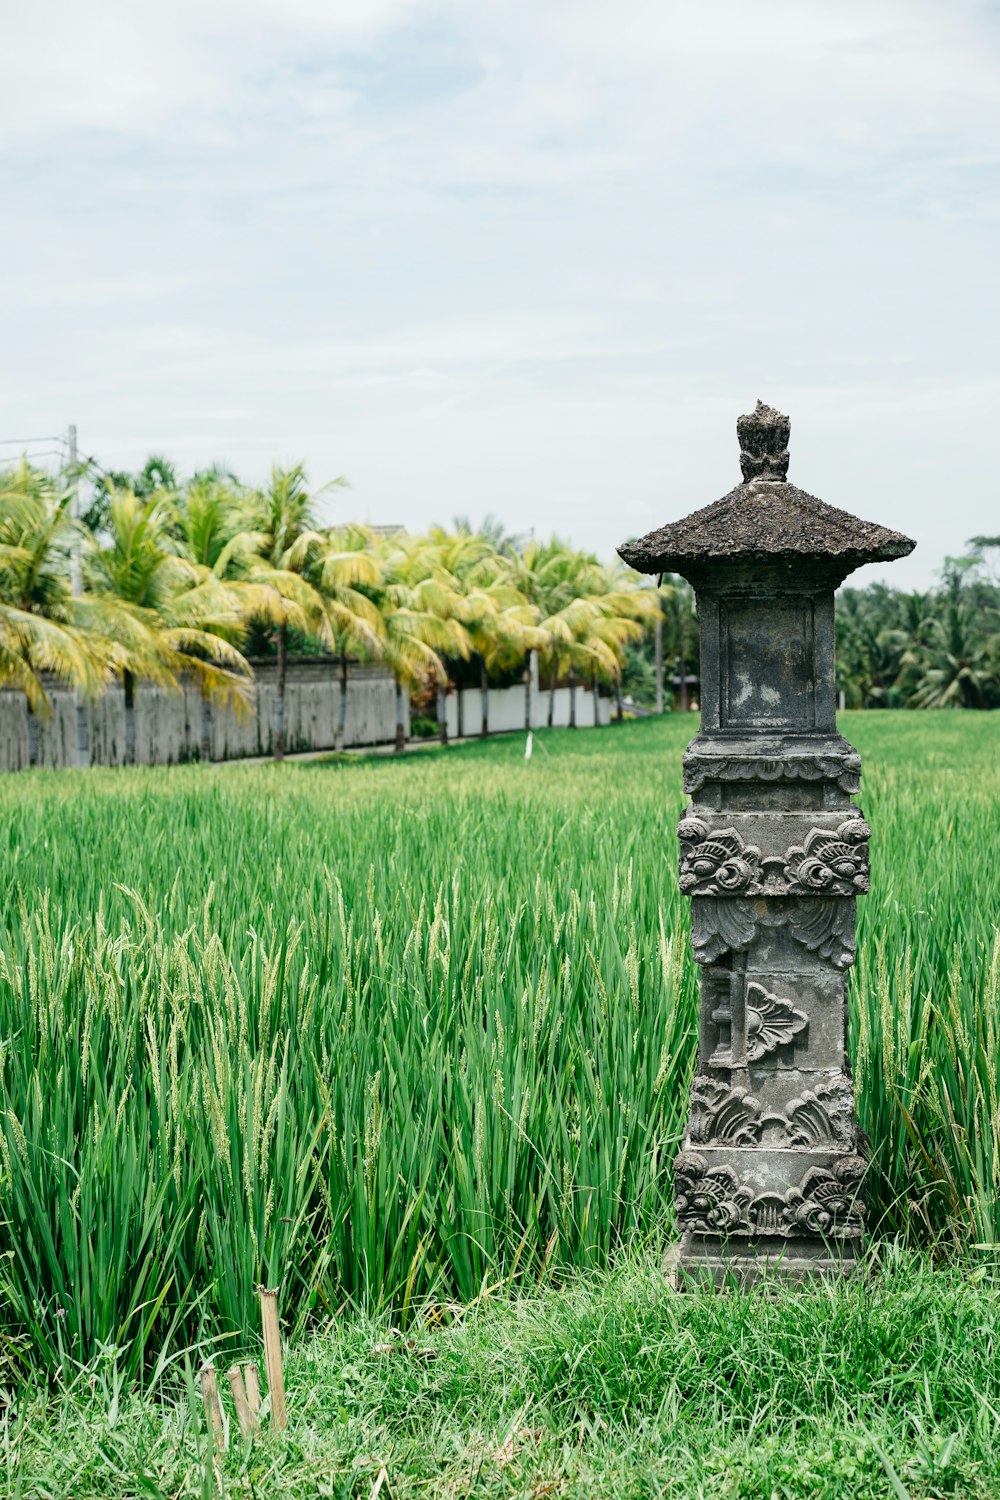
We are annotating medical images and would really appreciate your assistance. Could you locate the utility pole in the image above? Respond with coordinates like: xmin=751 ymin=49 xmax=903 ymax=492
xmin=68 ymin=424 xmax=90 ymax=768
xmin=654 ymin=600 xmax=664 ymax=714
xmin=68 ymin=424 xmax=83 ymax=594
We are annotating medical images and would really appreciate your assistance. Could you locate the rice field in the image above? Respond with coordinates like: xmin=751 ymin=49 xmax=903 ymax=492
xmin=0 ymin=712 xmax=997 ymax=1381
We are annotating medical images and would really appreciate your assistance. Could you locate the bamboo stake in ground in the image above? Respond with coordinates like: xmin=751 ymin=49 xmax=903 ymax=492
xmin=228 ymin=1364 xmax=259 ymax=1439
xmin=200 ymin=1363 xmax=226 ymax=1451
xmin=259 ymin=1286 xmax=287 ymax=1430
xmin=243 ymin=1361 xmax=262 ymax=1416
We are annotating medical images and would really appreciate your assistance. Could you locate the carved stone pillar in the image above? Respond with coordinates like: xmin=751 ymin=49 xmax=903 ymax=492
xmin=619 ymin=401 xmax=915 ymax=1285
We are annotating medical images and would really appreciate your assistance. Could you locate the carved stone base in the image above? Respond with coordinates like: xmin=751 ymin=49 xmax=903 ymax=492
xmin=673 ymin=1231 xmax=863 ymax=1290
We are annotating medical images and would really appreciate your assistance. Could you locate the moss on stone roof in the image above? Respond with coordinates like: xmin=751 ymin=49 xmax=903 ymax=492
xmin=618 ymin=401 xmax=915 ymax=575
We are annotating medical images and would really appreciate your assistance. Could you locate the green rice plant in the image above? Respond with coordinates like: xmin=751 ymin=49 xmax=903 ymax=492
xmin=851 ymin=711 xmax=1000 ymax=1247
xmin=0 ymin=712 xmax=995 ymax=1376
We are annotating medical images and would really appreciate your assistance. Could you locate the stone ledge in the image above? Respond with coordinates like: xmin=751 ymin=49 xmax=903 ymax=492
xmin=672 ymin=1232 xmax=864 ymax=1290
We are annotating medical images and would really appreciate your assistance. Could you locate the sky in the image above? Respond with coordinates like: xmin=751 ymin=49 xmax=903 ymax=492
xmin=3 ymin=0 xmax=999 ymax=590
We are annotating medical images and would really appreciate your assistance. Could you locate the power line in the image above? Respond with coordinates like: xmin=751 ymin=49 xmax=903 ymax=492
xmin=0 ymin=448 xmax=65 ymax=464
xmin=0 ymin=426 xmax=108 ymax=478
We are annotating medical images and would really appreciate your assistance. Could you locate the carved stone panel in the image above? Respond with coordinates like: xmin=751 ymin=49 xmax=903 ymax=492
xmin=690 ymin=895 xmax=856 ymax=968
xmin=689 ymin=1068 xmax=863 ymax=1146
xmin=784 ymin=821 xmax=870 ymax=895
xmin=784 ymin=1077 xmax=858 ymax=1148
xmin=688 ymin=1072 xmax=858 ymax=1150
xmin=689 ymin=1078 xmax=762 ymax=1145
xmin=697 ymin=963 xmax=843 ymax=1072
xmin=745 ymin=983 xmax=808 ymax=1060
xmin=677 ymin=814 xmax=871 ymax=900
xmin=677 ymin=819 xmax=762 ymax=897
xmin=674 ymin=1149 xmax=866 ymax=1240
xmin=683 ymin=746 xmax=862 ymax=799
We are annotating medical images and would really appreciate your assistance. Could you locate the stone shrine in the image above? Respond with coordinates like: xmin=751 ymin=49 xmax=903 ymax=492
xmin=619 ymin=401 xmax=915 ymax=1285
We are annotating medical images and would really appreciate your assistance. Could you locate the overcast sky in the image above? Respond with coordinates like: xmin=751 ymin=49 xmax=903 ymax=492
xmin=3 ymin=0 xmax=999 ymax=588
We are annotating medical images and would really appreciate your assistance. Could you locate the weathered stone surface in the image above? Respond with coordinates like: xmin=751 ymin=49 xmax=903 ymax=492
xmin=697 ymin=962 xmax=847 ymax=1073
xmin=690 ymin=896 xmax=856 ymax=968
xmin=683 ymin=741 xmax=862 ymax=799
xmin=737 ymin=400 xmax=790 ymax=481
xmin=673 ymin=1234 xmax=863 ymax=1289
xmin=677 ymin=812 xmax=871 ymax=898
xmin=619 ymin=403 xmax=914 ymax=1287
xmin=687 ymin=1071 xmax=857 ymax=1149
xmin=618 ymin=402 xmax=914 ymax=576
xmin=674 ymin=1148 xmax=866 ymax=1238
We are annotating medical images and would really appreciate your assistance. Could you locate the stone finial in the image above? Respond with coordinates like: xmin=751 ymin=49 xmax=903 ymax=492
xmin=737 ymin=400 xmax=790 ymax=483
xmin=617 ymin=404 xmax=914 ymax=579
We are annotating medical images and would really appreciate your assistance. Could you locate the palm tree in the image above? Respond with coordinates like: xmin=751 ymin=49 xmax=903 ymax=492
xmin=236 ymin=465 xmax=345 ymax=759
xmin=514 ymin=541 xmax=652 ymax=728
xmin=173 ymin=473 xmax=317 ymax=758
xmin=86 ymin=488 xmax=252 ymax=764
xmin=0 ymin=462 xmax=105 ymax=759
xmin=580 ymin=563 xmax=660 ymax=723
xmin=429 ymin=529 xmax=538 ymax=738
xmin=903 ymin=591 xmax=999 ymax=708
xmin=376 ymin=534 xmax=470 ymax=752
xmin=657 ymin=575 xmax=699 ymax=712
xmin=311 ymin=525 xmax=385 ymax=749
xmin=511 ymin=539 xmax=582 ymax=727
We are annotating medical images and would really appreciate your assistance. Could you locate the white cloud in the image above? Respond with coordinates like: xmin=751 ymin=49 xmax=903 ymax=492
xmin=2 ymin=0 xmax=1000 ymax=586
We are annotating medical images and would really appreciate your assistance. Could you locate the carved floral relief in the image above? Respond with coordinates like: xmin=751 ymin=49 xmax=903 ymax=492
xmin=689 ymin=895 xmax=856 ymax=968
xmin=674 ymin=1150 xmax=866 ymax=1239
xmin=688 ymin=1078 xmax=763 ymax=1145
xmin=784 ymin=1079 xmax=857 ymax=1148
xmin=677 ymin=816 xmax=871 ymax=901
xmin=674 ymin=1151 xmax=751 ymax=1233
xmin=677 ymin=818 xmax=762 ymax=896
xmin=683 ymin=750 xmax=863 ymax=798
xmin=784 ymin=819 xmax=871 ymax=895
xmin=685 ymin=1074 xmax=857 ymax=1149
xmin=745 ymin=983 xmax=808 ymax=1060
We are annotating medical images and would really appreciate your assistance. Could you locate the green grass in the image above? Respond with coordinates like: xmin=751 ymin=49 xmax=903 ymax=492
xmin=9 ymin=1247 xmax=1000 ymax=1498
xmin=0 ymin=713 xmax=997 ymax=1389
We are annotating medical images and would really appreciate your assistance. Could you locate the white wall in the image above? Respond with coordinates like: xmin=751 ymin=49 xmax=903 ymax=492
xmin=445 ymin=678 xmax=611 ymax=738
xmin=0 ymin=659 xmax=406 ymax=770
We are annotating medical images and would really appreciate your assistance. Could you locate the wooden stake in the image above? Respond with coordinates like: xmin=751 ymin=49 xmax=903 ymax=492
xmin=200 ymin=1362 xmax=226 ymax=1451
xmin=243 ymin=1361 xmax=262 ymax=1416
xmin=259 ymin=1285 xmax=287 ymax=1430
xmin=228 ymin=1364 xmax=258 ymax=1439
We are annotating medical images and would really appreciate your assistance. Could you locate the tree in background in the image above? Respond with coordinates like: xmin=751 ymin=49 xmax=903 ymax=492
xmin=376 ymin=533 xmax=471 ymax=751
xmin=429 ymin=528 xmax=540 ymax=738
xmin=311 ymin=524 xmax=385 ymax=749
xmin=902 ymin=561 xmax=999 ymax=708
xmin=86 ymin=487 xmax=252 ymax=764
xmin=1 ymin=453 xmax=998 ymax=770
xmin=517 ymin=542 xmax=657 ymax=727
xmin=591 ymin=563 xmax=660 ymax=718
xmin=836 ymin=547 xmax=999 ymax=710
xmin=0 ymin=462 xmax=103 ymax=732
xmin=235 ymin=464 xmax=344 ymax=759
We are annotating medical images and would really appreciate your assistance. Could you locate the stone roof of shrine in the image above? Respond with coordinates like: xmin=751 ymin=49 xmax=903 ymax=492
xmin=618 ymin=401 xmax=915 ymax=575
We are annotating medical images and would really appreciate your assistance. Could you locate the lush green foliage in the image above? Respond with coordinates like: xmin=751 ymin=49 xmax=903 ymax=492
xmin=10 ymin=1250 xmax=1000 ymax=1497
xmin=621 ymin=545 xmax=1000 ymax=712
xmin=0 ymin=460 xmax=655 ymax=745
xmin=0 ymin=714 xmax=996 ymax=1388
xmin=836 ymin=547 xmax=1000 ymax=708
xmin=6 ymin=454 xmax=998 ymax=735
